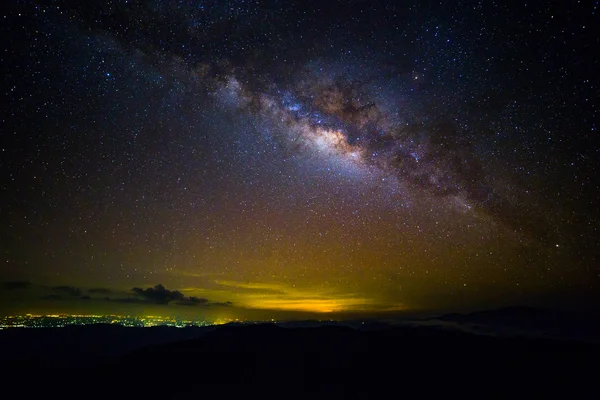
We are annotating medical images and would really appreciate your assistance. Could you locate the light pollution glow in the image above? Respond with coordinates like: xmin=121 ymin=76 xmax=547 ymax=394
xmin=180 ymin=280 xmax=405 ymax=314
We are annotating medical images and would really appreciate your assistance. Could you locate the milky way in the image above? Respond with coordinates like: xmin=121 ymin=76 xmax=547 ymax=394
xmin=206 ymin=60 xmax=554 ymax=247
xmin=2 ymin=0 xmax=598 ymax=319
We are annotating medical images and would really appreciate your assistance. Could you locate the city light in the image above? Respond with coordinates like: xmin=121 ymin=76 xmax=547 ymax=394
xmin=0 ymin=315 xmax=219 ymax=329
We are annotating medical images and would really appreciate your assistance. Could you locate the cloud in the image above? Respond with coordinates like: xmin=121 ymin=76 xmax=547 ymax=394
xmin=212 ymin=301 xmax=233 ymax=307
xmin=53 ymin=286 xmax=83 ymax=297
xmin=3 ymin=280 xmax=233 ymax=309
xmin=175 ymin=296 xmax=210 ymax=306
xmin=89 ymin=288 xmax=112 ymax=294
xmin=132 ymin=284 xmax=185 ymax=304
xmin=106 ymin=297 xmax=148 ymax=304
xmin=189 ymin=296 xmax=209 ymax=304
xmin=41 ymin=294 xmax=65 ymax=301
xmin=41 ymin=286 xmax=91 ymax=301
xmin=2 ymin=281 xmax=31 ymax=290
xmin=176 ymin=297 xmax=232 ymax=307
xmin=129 ymin=284 xmax=233 ymax=307
xmin=175 ymin=301 xmax=197 ymax=306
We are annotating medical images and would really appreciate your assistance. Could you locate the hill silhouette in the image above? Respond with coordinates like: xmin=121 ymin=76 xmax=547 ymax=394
xmin=2 ymin=309 xmax=599 ymax=397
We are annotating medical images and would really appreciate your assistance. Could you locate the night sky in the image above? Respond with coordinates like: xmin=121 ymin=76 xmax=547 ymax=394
xmin=2 ymin=0 xmax=598 ymax=321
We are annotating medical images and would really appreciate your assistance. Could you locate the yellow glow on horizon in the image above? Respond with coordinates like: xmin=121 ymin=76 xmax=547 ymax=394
xmin=246 ymin=298 xmax=351 ymax=313
xmin=181 ymin=279 xmax=405 ymax=314
xmin=244 ymin=297 xmax=406 ymax=313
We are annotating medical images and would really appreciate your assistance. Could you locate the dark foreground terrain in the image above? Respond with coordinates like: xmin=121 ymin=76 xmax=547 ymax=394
xmin=2 ymin=310 xmax=599 ymax=398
